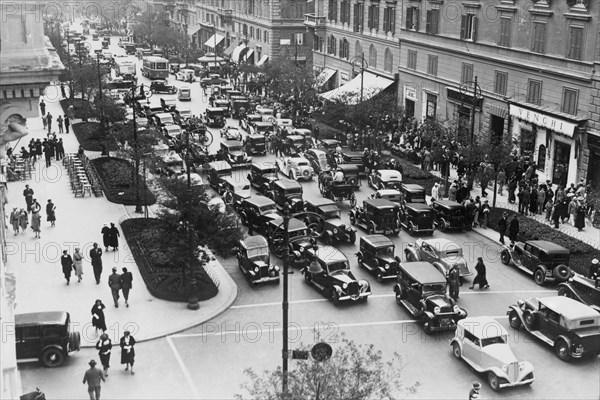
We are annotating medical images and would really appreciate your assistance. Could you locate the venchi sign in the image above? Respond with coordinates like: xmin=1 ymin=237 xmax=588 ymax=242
xmin=509 ymin=104 xmax=576 ymax=137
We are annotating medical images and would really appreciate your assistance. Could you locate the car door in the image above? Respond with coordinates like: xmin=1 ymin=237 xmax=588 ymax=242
xmin=461 ymin=330 xmax=482 ymax=364
xmin=538 ymin=305 xmax=562 ymax=341
xmin=312 ymin=261 xmax=330 ymax=291
xmin=406 ymin=282 xmax=422 ymax=309
xmin=15 ymin=324 xmax=39 ymax=358
xmin=419 ymin=244 xmax=435 ymax=263
xmin=521 ymin=244 xmax=537 ymax=271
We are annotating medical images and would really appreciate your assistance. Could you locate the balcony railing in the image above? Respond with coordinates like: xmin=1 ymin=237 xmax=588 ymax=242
xmin=217 ymin=8 xmax=233 ymax=18
xmin=304 ymin=14 xmax=327 ymax=27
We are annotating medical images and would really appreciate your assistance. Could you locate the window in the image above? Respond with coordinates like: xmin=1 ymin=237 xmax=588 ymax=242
xmin=407 ymin=50 xmax=417 ymax=70
xmin=383 ymin=6 xmax=396 ymax=33
xmin=567 ymin=26 xmax=584 ymax=60
xmin=427 ymin=55 xmax=438 ymax=76
xmin=340 ymin=38 xmax=349 ymax=59
xmin=494 ymin=71 xmax=508 ymax=96
xmin=369 ymin=44 xmax=377 ymax=69
xmin=256 ymin=29 xmax=261 ymax=42
xmin=328 ymin=0 xmax=338 ymax=21
xmin=243 ymin=23 xmax=248 ymax=36
xmin=250 ymin=27 xmax=254 ymax=38
xmin=384 ymin=48 xmax=393 ymax=73
xmin=294 ymin=32 xmax=305 ymax=45
xmin=328 ymin=35 xmax=337 ymax=55
xmin=537 ymin=144 xmax=546 ymax=172
xmin=248 ymin=0 xmax=254 ymax=14
xmin=461 ymin=63 xmax=473 ymax=84
xmin=425 ymin=9 xmax=439 ymax=34
xmin=561 ymin=88 xmax=579 ymax=115
xmin=426 ymin=93 xmax=437 ymax=119
xmin=405 ymin=6 xmax=419 ymax=31
xmin=353 ymin=2 xmax=364 ymax=32
xmin=498 ymin=17 xmax=512 ymax=47
xmin=460 ymin=13 xmax=477 ymax=41
xmin=355 ymin=41 xmax=362 ymax=58
xmin=527 ymin=79 xmax=542 ymax=105
xmin=264 ymin=31 xmax=269 ymax=43
xmin=340 ymin=0 xmax=351 ymax=24
xmin=531 ymin=22 xmax=546 ymax=53
xmin=368 ymin=4 xmax=379 ymax=30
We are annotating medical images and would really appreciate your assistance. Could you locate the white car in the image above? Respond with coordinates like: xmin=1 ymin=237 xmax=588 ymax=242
xmin=220 ymin=126 xmax=243 ymax=141
xmin=277 ymin=156 xmax=314 ymax=181
xmin=162 ymin=124 xmax=182 ymax=139
xmin=176 ymin=69 xmax=195 ymax=82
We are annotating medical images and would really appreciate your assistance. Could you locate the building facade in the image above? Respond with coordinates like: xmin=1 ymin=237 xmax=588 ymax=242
xmin=397 ymin=0 xmax=599 ymax=188
xmin=0 ymin=2 xmax=64 ymax=398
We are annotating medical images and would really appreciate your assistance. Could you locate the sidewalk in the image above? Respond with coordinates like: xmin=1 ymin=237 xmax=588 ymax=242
xmin=6 ymin=94 xmax=237 ymax=348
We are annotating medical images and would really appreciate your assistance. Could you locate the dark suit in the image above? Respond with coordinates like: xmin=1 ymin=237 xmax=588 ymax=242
xmin=119 ymin=272 xmax=133 ymax=303
xmin=90 ymin=248 xmax=103 ymax=284
xmin=61 ymin=254 xmax=73 ymax=282
xmin=108 ymin=272 xmax=121 ymax=306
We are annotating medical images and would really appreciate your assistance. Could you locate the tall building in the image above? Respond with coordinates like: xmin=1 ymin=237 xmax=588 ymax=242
xmin=397 ymin=0 xmax=599 ymax=188
xmin=0 ymin=2 xmax=64 ymax=398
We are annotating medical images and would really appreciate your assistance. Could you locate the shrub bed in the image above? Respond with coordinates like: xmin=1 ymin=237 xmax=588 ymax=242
xmin=60 ymin=98 xmax=95 ymax=120
xmin=91 ymin=157 xmax=156 ymax=206
xmin=72 ymin=122 xmax=119 ymax=152
xmin=120 ymin=218 xmax=218 ymax=302
xmin=487 ymin=208 xmax=600 ymax=276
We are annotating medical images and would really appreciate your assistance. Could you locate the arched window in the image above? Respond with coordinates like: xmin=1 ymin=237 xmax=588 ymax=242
xmin=369 ymin=44 xmax=377 ymax=69
xmin=537 ymin=144 xmax=546 ymax=172
xmin=340 ymin=38 xmax=349 ymax=59
xmin=329 ymin=35 xmax=337 ymax=55
xmin=384 ymin=48 xmax=393 ymax=73
xmin=355 ymin=41 xmax=362 ymax=58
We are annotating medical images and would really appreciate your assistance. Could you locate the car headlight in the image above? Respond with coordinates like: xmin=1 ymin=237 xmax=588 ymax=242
xmin=333 ymin=228 xmax=338 ymax=234
xmin=502 ymin=364 xmax=508 ymax=372
xmin=385 ymin=263 xmax=390 ymax=270
xmin=254 ymin=267 xmax=259 ymax=272
xmin=453 ymin=305 xmax=460 ymax=313
xmin=274 ymin=266 xmax=280 ymax=271
xmin=518 ymin=362 xmax=525 ymax=370
xmin=434 ymin=306 xmax=441 ymax=314
xmin=343 ymin=283 xmax=348 ymax=289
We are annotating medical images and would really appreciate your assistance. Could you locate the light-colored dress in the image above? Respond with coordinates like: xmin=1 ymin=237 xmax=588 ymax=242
xmin=73 ymin=252 xmax=83 ymax=278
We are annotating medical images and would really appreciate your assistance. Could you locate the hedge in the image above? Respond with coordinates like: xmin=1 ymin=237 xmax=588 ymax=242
xmin=91 ymin=157 xmax=157 ymax=206
xmin=72 ymin=122 xmax=118 ymax=152
xmin=60 ymin=98 xmax=95 ymax=120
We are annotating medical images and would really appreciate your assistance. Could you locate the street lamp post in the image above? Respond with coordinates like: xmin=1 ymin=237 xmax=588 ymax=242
xmin=460 ymin=77 xmax=482 ymax=142
xmin=129 ymin=81 xmax=150 ymax=214
xmin=350 ymin=53 xmax=368 ymax=104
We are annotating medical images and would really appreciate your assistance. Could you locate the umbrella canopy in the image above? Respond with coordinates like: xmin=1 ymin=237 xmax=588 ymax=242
xmin=198 ymin=55 xmax=224 ymax=63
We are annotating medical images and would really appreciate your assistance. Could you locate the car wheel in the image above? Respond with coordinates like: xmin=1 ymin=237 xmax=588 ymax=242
xmin=554 ymin=265 xmax=572 ymax=281
xmin=508 ymin=310 xmax=522 ymax=330
xmin=554 ymin=340 xmax=570 ymax=361
xmin=500 ymin=250 xmax=511 ymax=265
xmin=534 ymin=269 xmax=546 ymax=286
xmin=557 ymin=287 xmax=573 ymax=298
xmin=349 ymin=214 xmax=356 ymax=225
xmin=42 ymin=348 xmax=65 ymax=368
xmin=487 ymin=372 xmax=500 ymax=391
xmin=438 ymin=218 xmax=447 ymax=232
xmin=523 ymin=311 xmax=538 ymax=330
xmin=452 ymin=342 xmax=461 ymax=359
xmin=423 ymin=320 xmax=433 ymax=335
xmin=331 ymin=289 xmax=340 ymax=304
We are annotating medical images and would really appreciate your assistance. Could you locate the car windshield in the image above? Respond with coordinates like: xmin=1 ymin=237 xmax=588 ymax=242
xmin=227 ymin=145 xmax=242 ymax=152
xmin=285 ymin=188 xmax=303 ymax=195
xmin=422 ymin=283 xmax=445 ymax=293
xmin=259 ymin=204 xmax=277 ymax=214
xmin=296 ymin=161 xmax=309 ymax=167
xmin=407 ymin=193 xmax=426 ymax=203
xmin=247 ymin=247 xmax=269 ymax=263
xmin=289 ymin=229 xmax=308 ymax=239
xmin=481 ymin=336 xmax=507 ymax=347
xmin=376 ymin=247 xmax=394 ymax=257
xmin=324 ymin=210 xmax=341 ymax=219
xmin=328 ymin=261 xmax=350 ymax=273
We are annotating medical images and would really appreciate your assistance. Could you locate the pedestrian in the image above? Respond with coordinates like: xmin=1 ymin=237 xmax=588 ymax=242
xmin=470 ymin=257 xmax=489 ymax=289
xmin=46 ymin=112 xmax=52 ymax=133
xmin=30 ymin=198 xmax=41 ymax=215
xmin=109 ymin=223 xmax=120 ymax=251
xmin=96 ymin=333 xmax=113 ymax=377
xmin=120 ymin=267 xmax=133 ymax=307
xmin=529 ymin=186 xmax=538 ymax=214
xmin=544 ymin=200 xmax=553 ymax=221
xmin=46 ymin=199 xmax=56 ymax=227
xmin=498 ymin=212 xmax=508 ymax=245
xmin=101 ymin=224 xmax=111 ymax=251
xmin=57 ymin=115 xmax=64 ymax=133
xmin=588 ymin=258 xmax=599 ymax=279
xmin=60 ymin=82 xmax=66 ymax=99
xmin=61 ymin=250 xmax=73 ymax=285
xmin=23 ymin=184 xmax=34 ymax=212
xmin=56 ymin=138 xmax=64 ymax=160
xmin=448 ymin=181 xmax=458 ymax=201
xmin=43 ymin=142 xmax=52 ymax=167
xmin=431 ymin=182 xmax=440 ymax=203
xmin=551 ymin=202 xmax=561 ymax=228
xmin=10 ymin=207 xmax=20 ymax=235
xmin=447 ymin=265 xmax=460 ymax=301
xmin=472 ymin=196 xmax=481 ymax=228
xmin=108 ymin=267 xmax=122 ymax=308
xmin=91 ymin=299 xmax=107 ymax=334
xmin=18 ymin=208 xmax=28 ymax=233
xmin=497 ymin=169 xmax=506 ymax=195
xmin=42 ymin=114 xmax=47 ymax=129
xmin=82 ymin=359 xmax=105 ymax=400
xmin=90 ymin=243 xmax=103 ymax=284
xmin=468 ymin=382 xmax=481 ymax=400
xmin=537 ymin=185 xmax=546 ymax=215
xmin=73 ymin=248 xmax=84 ymax=282
xmin=568 ymin=196 xmax=577 ymax=225
xmin=31 ymin=211 xmax=41 ymax=239
xmin=64 ymin=115 xmax=70 ymax=133
xmin=508 ymin=216 xmax=520 ymax=244
xmin=575 ymin=200 xmax=586 ymax=231
xmin=39 ymin=99 xmax=46 ymax=116
xmin=120 ymin=330 xmax=136 ymax=374
xmin=480 ymin=200 xmax=491 ymax=228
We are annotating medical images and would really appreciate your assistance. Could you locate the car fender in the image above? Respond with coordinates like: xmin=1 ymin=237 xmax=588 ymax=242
xmin=507 ymin=305 xmax=525 ymax=325
xmin=423 ymin=311 xmax=435 ymax=321
xmin=378 ymin=266 xmax=387 ymax=275
xmin=554 ymin=334 xmax=573 ymax=349
xmin=40 ymin=344 xmax=65 ymax=356
xmin=332 ymin=285 xmax=343 ymax=295
xmin=393 ymin=283 xmax=402 ymax=294
xmin=487 ymin=366 xmax=510 ymax=380
xmin=536 ymin=264 xmax=549 ymax=277
xmin=432 ymin=261 xmax=448 ymax=275
xmin=404 ymin=247 xmax=420 ymax=261
xmin=450 ymin=338 xmax=461 ymax=350
xmin=394 ymin=255 xmax=402 ymax=263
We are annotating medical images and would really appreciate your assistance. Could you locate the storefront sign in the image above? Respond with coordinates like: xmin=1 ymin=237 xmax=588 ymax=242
xmin=509 ymin=104 xmax=576 ymax=137
xmin=340 ymin=72 xmax=349 ymax=82
xmin=404 ymin=85 xmax=417 ymax=101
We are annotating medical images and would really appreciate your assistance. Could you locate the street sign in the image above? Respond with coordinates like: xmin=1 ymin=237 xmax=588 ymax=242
xmin=310 ymin=342 xmax=332 ymax=362
xmin=291 ymin=350 xmax=309 ymax=360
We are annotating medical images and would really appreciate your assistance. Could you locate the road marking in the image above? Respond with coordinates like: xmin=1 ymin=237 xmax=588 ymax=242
xmin=166 ymin=336 xmax=201 ymax=398
xmin=231 ymin=298 xmax=328 ymax=309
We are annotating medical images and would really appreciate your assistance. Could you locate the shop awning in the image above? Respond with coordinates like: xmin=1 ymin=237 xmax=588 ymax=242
xmin=315 ymin=68 xmax=337 ymax=87
xmin=223 ymin=41 xmax=237 ymax=57
xmin=256 ymin=55 xmax=269 ymax=66
xmin=187 ymin=25 xmax=200 ymax=36
xmin=243 ymin=49 xmax=254 ymax=63
xmin=319 ymin=71 xmax=394 ymax=104
xmin=231 ymin=44 xmax=247 ymax=63
xmin=204 ymin=33 xmax=224 ymax=48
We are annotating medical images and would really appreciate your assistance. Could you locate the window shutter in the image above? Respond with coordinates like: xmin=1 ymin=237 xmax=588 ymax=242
xmin=354 ymin=3 xmax=359 ymax=31
xmin=368 ymin=5 xmax=372 ymax=28
xmin=432 ymin=10 xmax=439 ymax=34
xmin=471 ymin=16 xmax=477 ymax=41
xmin=569 ymin=28 xmax=583 ymax=60
xmin=405 ymin=7 xmax=412 ymax=30
xmin=425 ymin=10 xmax=432 ymax=33
xmin=374 ymin=6 xmax=379 ymax=30
xmin=460 ymin=15 xmax=466 ymax=39
xmin=391 ymin=8 xmax=396 ymax=32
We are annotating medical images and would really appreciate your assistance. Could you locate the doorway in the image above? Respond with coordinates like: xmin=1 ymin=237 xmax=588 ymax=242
xmin=405 ymin=99 xmax=415 ymax=119
xmin=588 ymin=150 xmax=600 ymax=189
xmin=552 ymin=141 xmax=571 ymax=187
xmin=490 ymin=115 xmax=504 ymax=144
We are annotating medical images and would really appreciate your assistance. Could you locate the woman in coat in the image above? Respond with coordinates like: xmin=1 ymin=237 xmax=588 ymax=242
xmin=101 ymin=224 xmax=111 ymax=251
xmin=60 ymin=250 xmax=73 ymax=285
xmin=508 ymin=216 xmax=520 ymax=243
xmin=18 ymin=209 xmax=28 ymax=233
xmin=10 ymin=208 xmax=20 ymax=234
xmin=31 ymin=211 xmax=41 ymax=239
xmin=108 ymin=223 xmax=120 ymax=251
xmin=46 ymin=199 xmax=56 ymax=227
xmin=529 ymin=186 xmax=538 ymax=215
xmin=91 ymin=299 xmax=107 ymax=334
xmin=575 ymin=200 xmax=586 ymax=231
xmin=120 ymin=330 xmax=136 ymax=374
xmin=73 ymin=248 xmax=84 ymax=282
xmin=96 ymin=333 xmax=112 ymax=376
xmin=469 ymin=257 xmax=489 ymax=290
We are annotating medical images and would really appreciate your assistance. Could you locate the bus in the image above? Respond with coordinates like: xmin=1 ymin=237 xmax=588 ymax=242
xmin=141 ymin=56 xmax=169 ymax=79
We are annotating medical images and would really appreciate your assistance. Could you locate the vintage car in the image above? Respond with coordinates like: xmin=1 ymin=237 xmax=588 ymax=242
xmin=375 ymin=189 xmax=402 ymax=204
xmin=153 ymin=112 xmax=174 ymax=127
xmin=205 ymin=160 xmax=232 ymax=193
xmin=245 ymin=134 xmax=266 ymax=156
xmin=220 ymin=126 xmax=243 ymax=141
xmin=399 ymin=183 xmax=426 ymax=204
xmin=340 ymin=151 xmax=367 ymax=177
xmin=368 ymin=169 xmax=403 ymax=191
xmin=160 ymin=98 xmax=177 ymax=113
xmin=218 ymin=140 xmax=252 ymax=168
xmin=335 ymin=164 xmax=360 ymax=189
xmin=237 ymin=236 xmax=280 ymax=285
xmin=200 ymin=75 xmax=228 ymax=88
xmin=357 ymin=235 xmax=401 ymax=281
xmin=269 ymin=179 xmax=304 ymax=213
xmin=150 ymin=80 xmax=177 ymax=94
xmin=240 ymin=114 xmax=263 ymax=131
xmin=301 ymin=245 xmax=371 ymax=303
xmin=319 ymin=139 xmax=341 ymax=153
xmin=249 ymin=121 xmax=274 ymax=136
xmin=177 ymin=85 xmax=192 ymax=101
xmin=404 ymin=238 xmax=472 ymax=278
xmin=206 ymin=107 xmax=226 ymax=128
xmin=500 ymin=240 xmax=572 ymax=286
xmin=289 ymin=128 xmax=312 ymax=139
xmin=277 ymin=156 xmax=314 ymax=181
xmin=283 ymin=135 xmax=308 ymax=156
xmin=214 ymin=99 xmax=231 ymax=117
xmin=221 ymin=176 xmax=252 ymax=212
xmin=431 ymin=200 xmax=468 ymax=232
xmin=231 ymin=97 xmax=250 ymax=119
xmin=175 ymin=68 xmax=195 ymax=82
xmin=399 ymin=203 xmax=435 ymax=235
xmin=394 ymin=261 xmax=468 ymax=333
xmin=239 ymin=196 xmax=281 ymax=237
xmin=304 ymin=198 xmax=356 ymax=244
xmin=451 ymin=316 xmax=534 ymax=391
xmin=267 ymin=217 xmax=312 ymax=257
xmin=557 ymin=273 xmax=600 ymax=313
xmin=507 ymin=296 xmax=600 ymax=360
xmin=349 ymin=199 xmax=400 ymax=235
xmin=159 ymin=151 xmax=185 ymax=176
xmin=16 ymin=311 xmax=81 ymax=367
xmin=304 ymin=148 xmax=331 ymax=175
xmin=248 ymin=162 xmax=279 ymax=195
xmin=161 ymin=124 xmax=183 ymax=140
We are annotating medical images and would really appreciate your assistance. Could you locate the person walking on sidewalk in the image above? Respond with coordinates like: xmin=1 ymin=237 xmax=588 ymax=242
xmin=23 ymin=185 xmax=34 ymax=212
xmin=101 ymin=224 xmax=111 ymax=251
xmin=17 ymin=208 xmax=28 ymax=233
xmin=46 ymin=113 xmax=52 ymax=133
xmin=91 ymin=299 xmax=107 ymax=334
xmin=108 ymin=267 xmax=122 ymax=308
xmin=64 ymin=115 xmax=70 ymax=133
xmin=42 ymin=114 xmax=47 ymax=129
xmin=529 ymin=186 xmax=538 ymax=215
xmin=480 ymin=200 xmax=491 ymax=228
xmin=120 ymin=330 xmax=136 ymax=374
xmin=55 ymin=138 xmax=64 ymax=160
xmin=10 ymin=207 xmax=20 ymax=235
xmin=508 ymin=216 xmax=520 ymax=244
xmin=109 ymin=223 xmax=120 ymax=251
xmin=31 ymin=211 xmax=41 ymax=239
xmin=31 ymin=198 xmax=41 ymax=215
xmin=60 ymin=83 xmax=66 ymax=99
xmin=498 ymin=212 xmax=508 ymax=244
xmin=82 ymin=359 xmax=105 ymax=400
xmin=119 ymin=267 xmax=133 ymax=307
xmin=61 ymin=250 xmax=73 ymax=285
xmin=73 ymin=248 xmax=84 ymax=282
xmin=39 ymin=99 xmax=46 ymax=116
xmin=447 ymin=265 xmax=460 ymax=301
xmin=43 ymin=141 xmax=52 ymax=167
xmin=90 ymin=243 xmax=103 ymax=284
xmin=470 ymin=257 xmax=489 ymax=290
xmin=57 ymin=115 xmax=64 ymax=133
xmin=46 ymin=199 xmax=56 ymax=227
xmin=575 ymin=200 xmax=586 ymax=232
xmin=568 ymin=196 xmax=577 ymax=225
xmin=95 ymin=334 xmax=113 ymax=377
xmin=431 ymin=182 xmax=440 ymax=202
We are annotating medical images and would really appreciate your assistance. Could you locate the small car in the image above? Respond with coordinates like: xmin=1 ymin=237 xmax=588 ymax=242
xmin=304 ymin=198 xmax=356 ymax=244
xmin=319 ymin=139 xmax=341 ymax=153
xmin=159 ymin=151 xmax=185 ymax=176
xmin=214 ymin=99 xmax=231 ymax=117
xmin=153 ymin=112 xmax=174 ymax=127
xmin=219 ymin=140 xmax=252 ymax=168
xmin=283 ymin=135 xmax=307 ymax=156
xmin=240 ymin=114 xmax=263 ymax=131
xmin=205 ymin=107 xmax=226 ymax=128
xmin=178 ymin=85 xmax=192 ymax=101
xmin=150 ymin=80 xmax=177 ymax=94
xmin=500 ymin=240 xmax=572 ymax=286
xmin=356 ymin=235 xmax=401 ymax=281
xmin=301 ymin=245 xmax=371 ymax=303
xmin=231 ymin=97 xmax=250 ymax=119
xmin=393 ymin=261 xmax=468 ymax=333
xmin=399 ymin=203 xmax=435 ymax=235
xmin=15 ymin=311 xmax=81 ymax=367
xmin=507 ymin=296 xmax=600 ymax=361
xmin=248 ymin=162 xmax=279 ymax=195
xmin=431 ymin=200 xmax=468 ymax=232
xmin=375 ymin=189 xmax=401 ymax=204
xmin=249 ymin=121 xmax=274 ymax=136
xmin=340 ymin=151 xmax=367 ymax=177
xmin=220 ymin=126 xmax=243 ymax=141
xmin=205 ymin=160 xmax=232 ymax=192
xmin=269 ymin=179 xmax=304 ymax=213
xmin=557 ymin=273 xmax=600 ymax=313
xmin=277 ymin=156 xmax=314 ymax=181
xmin=399 ymin=183 xmax=426 ymax=204
xmin=200 ymin=75 xmax=227 ymax=88
xmin=220 ymin=176 xmax=252 ymax=212
xmin=349 ymin=199 xmax=400 ymax=235
xmin=404 ymin=238 xmax=472 ymax=278
xmin=161 ymin=124 xmax=182 ymax=139
xmin=245 ymin=134 xmax=266 ymax=156
xmin=239 ymin=196 xmax=281 ymax=237
xmin=267 ymin=216 xmax=312 ymax=257
xmin=451 ymin=316 xmax=534 ymax=391
xmin=176 ymin=69 xmax=195 ymax=82
xmin=368 ymin=169 xmax=403 ymax=190
xmin=237 ymin=236 xmax=280 ymax=285
xmin=304 ymin=148 xmax=331 ymax=175
xmin=336 ymin=164 xmax=360 ymax=189
xmin=173 ymin=109 xmax=192 ymax=127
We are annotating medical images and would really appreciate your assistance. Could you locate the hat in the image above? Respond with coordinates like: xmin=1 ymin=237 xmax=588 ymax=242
xmin=472 ymin=382 xmax=481 ymax=390
xmin=593 ymin=259 xmax=599 ymax=265
xmin=89 ymin=359 xmax=97 ymax=366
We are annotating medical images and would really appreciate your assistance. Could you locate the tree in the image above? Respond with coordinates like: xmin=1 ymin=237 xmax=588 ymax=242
xmin=482 ymin=132 xmax=514 ymax=207
xmin=236 ymin=334 xmax=418 ymax=399
xmin=132 ymin=11 xmax=186 ymax=58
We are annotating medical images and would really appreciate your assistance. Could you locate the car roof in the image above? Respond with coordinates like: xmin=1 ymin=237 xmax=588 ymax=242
xmin=402 ymin=183 xmax=425 ymax=192
xmin=222 ymin=175 xmax=249 ymax=185
xmin=434 ymin=200 xmax=463 ymax=208
xmin=287 ymin=135 xmax=304 ymax=141
xmin=247 ymin=114 xmax=262 ymax=118
xmin=362 ymin=234 xmax=393 ymax=247
xmin=156 ymin=113 xmax=172 ymax=118
xmin=245 ymin=195 xmax=275 ymax=207
xmin=16 ymin=311 xmax=69 ymax=325
xmin=364 ymin=199 xmax=398 ymax=209
xmin=222 ymin=140 xmax=242 ymax=146
xmin=337 ymin=164 xmax=358 ymax=172
xmin=458 ymin=317 xmax=508 ymax=338
xmin=321 ymin=139 xmax=340 ymax=144
xmin=406 ymin=203 xmax=433 ymax=212
xmin=420 ymin=238 xmax=460 ymax=250
xmin=268 ymin=217 xmax=307 ymax=231
xmin=251 ymin=162 xmax=277 ymax=171
xmin=378 ymin=169 xmax=402 ymax=179
xmin=306 ymin=198 xmax=337 ymax=208
xmin=273 ymin=179 xmax=302 ymax=189
xmin=241 ymin=235 xmax=268 ymax=250
xmin=401 ymin=262 xmax=447 ymax=284
xmin=314 ymin=245 xmax=348 ymax=263
xmin=377 ymin=189 xmax=401 ymax=196
xmin=294 ymin=128 xmax=311 ymax=134
xmin=248 ymin=134 xmax=264 ymax=139
xmin=207 ymin=107 xmax=225 ymax=111
xmin=208 ymin=160 xmax=231 ymax=171
xmin=307 ymin=149 xmax=327 ymax=156
xmin=526 ymin=240 xmax=569 ymax=254
xmin=539 ymin=296 xmax=599 ymax=320
xmin=254 ymin=122 xmax=273 ymax=126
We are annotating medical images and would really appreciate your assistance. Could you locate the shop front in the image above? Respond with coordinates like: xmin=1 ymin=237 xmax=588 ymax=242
xmin=587 ymin=133 xmax=600 ymax=189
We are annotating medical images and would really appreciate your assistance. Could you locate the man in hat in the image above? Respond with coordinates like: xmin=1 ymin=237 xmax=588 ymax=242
xmin=82 ymin=359 xmax=105 ymax=400
xmin=108 ymin=267 xmax=122 ymax=307
xmin=468 ymin=382 xmax=481 ymax=400
xmin=589 ymin=258 xmax=600 ymax=280
xmin=498 ymin=212 xmax=508 ymax=245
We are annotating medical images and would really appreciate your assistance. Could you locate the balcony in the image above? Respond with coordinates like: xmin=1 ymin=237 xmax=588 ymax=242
xmin=217 ymin=8 xmax=233 ymax=22
xmin=304 ymin=13 xmax=327 ymax=28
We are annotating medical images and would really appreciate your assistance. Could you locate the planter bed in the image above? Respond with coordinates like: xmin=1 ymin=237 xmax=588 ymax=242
xmin=121 ymin=218 xmax=218 ymax=302
xmin=91 ymin=157 xmax=156 ymax=206
xmin=60 ymin=98 xmax=95 ymax=120
xmin=72 ymin=122 xmax=118 ymax=152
